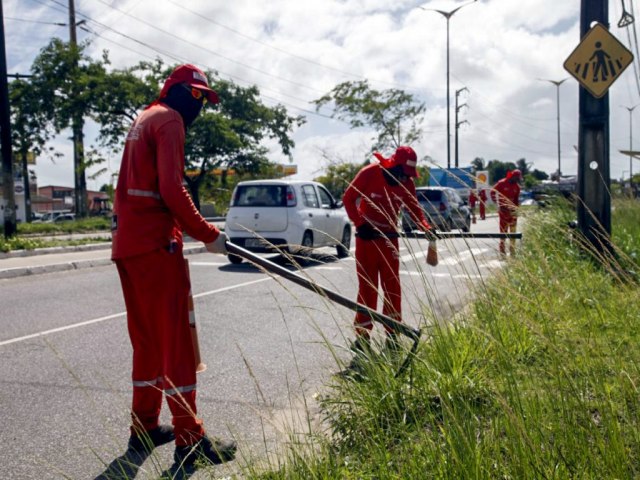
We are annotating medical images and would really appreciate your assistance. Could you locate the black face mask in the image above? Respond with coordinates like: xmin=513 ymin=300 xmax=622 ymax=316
xmin=382 ymin=164 xmax=406 ymax=186
xmin=161 ymin=84 xmax=204 ymax=129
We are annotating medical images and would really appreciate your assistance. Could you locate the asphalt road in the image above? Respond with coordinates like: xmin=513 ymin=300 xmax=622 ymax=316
xmin=0 ymin=216 xmax=508 ymax=479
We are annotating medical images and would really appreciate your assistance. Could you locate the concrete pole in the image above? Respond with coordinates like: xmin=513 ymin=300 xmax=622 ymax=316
xmin=577 ymin=0 xmax=611 ymax=252
xmin=0 ymin=0 xmax=16 ymax=238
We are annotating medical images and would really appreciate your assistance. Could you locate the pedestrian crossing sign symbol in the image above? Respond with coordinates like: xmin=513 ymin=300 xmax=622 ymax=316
xmin=563 ymin=22 xmax=633 ymax=98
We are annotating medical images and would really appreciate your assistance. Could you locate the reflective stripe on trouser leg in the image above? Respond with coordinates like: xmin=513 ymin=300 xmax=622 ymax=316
xmin=116 ymin=250 xmax=204 ymax=443
xmin=354 ymin=236 xmax=401 ymax=335
xmin=498 ymin=213 xmax=517 ymax=255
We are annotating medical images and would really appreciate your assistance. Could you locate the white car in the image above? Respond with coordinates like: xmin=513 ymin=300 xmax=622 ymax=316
xmin=224 ymin=179 xmax=351 ymax=264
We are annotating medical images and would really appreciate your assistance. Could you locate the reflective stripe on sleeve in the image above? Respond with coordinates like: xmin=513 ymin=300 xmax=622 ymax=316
xmin=127 ymin=189 xmax=161 ymax=200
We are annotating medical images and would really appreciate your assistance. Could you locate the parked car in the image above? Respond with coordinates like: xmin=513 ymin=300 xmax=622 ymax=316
xmin=401 ymin=186 xmax=471 ymax=232
xmin=33 ymin=210 xmax=74 ymax=223
xmin=224 ymin=180 xmax=351 ymax=264
xmin=53 ymin=213 xmax=76 ymax=223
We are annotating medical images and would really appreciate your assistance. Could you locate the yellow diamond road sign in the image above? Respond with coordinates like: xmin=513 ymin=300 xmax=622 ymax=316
xmin=563 ymin=22 xmax=634 ymax=98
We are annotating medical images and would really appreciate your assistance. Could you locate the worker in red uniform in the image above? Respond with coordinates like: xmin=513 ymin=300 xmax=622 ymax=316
xmin=478 ymin=188 xmax=487 ymax=220
xmin=111 ymin=64 xmax=236 ymax=468
xmin=342 ymin=146 xmax=433 ymax=365
xmin=490 ymin=169 xmax=522 ymax=256
xmin=468 ymin=189 xmax=478 ymax=224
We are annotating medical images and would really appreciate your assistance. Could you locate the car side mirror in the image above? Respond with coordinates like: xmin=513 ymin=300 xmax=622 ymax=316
xmin=333 ymin=200 xmax=344 ymax=209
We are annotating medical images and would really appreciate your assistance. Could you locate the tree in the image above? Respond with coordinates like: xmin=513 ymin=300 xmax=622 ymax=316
xmin=313 ymin=80 xmax=426 ymax=155
xmin=85 ymin=59 xmax=304 ymax=210
xmin=30 ymin=38 xmax=108 ymax=218
xmin=314 ymin=162 xmax=364 ymax=199
xmin=183 ymin=76 xmax=305 ymax=209
xmin=9 ymin=78 xmax=55 ymax=221
xmin=470 ymin=157 xmax=486 ymax=172
xmin=486 ymin=159 xmax=517 ymax=183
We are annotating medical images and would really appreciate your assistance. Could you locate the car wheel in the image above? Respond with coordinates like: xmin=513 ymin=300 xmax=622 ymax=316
xmin=294 ymin=231 xmax=314 ymax=265
xmin=462 ymin=215 xmax=471 ymax=232
xmin=336 ymin=226 xmax=351 ymax=258
xmin=228 ymin=253 xmax=243 ymax=264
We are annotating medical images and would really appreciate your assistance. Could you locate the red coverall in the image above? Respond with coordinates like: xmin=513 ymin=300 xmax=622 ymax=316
xmin=111 ymin=103 xmax=221 ymax=446
xmin=490 ymin=174 xmax=521 ymax=255
xmin=468 ymin=190 xmax=477 ymax=221
xmin=478 ymin=189 xmax=487 ymax=220
xmin=342 ymin=163 xmax=430 ymax=337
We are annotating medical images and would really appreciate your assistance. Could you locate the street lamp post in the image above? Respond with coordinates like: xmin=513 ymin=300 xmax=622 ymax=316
xmin=420 ymin=0 xmax=477 ymax=169
xmin=538 ymin=78 xmax=568 ymax=178
xmin=622 ymin=104 xmax=638 ymax=194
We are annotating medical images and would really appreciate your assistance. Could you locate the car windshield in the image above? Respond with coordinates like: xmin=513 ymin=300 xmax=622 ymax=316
xmin=417 ymin=190 xmax=444 ymax=202
xmin=234 ymin=185 xmax=286 ymax=207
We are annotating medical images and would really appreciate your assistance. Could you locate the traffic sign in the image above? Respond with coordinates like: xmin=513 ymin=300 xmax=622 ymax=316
xmin=563 ymin=22 xmax=633 ymax=98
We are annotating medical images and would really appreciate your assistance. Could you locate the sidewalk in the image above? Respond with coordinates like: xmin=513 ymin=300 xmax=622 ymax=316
xmin=0 ymin=219 xmax=225 ymax=280
xmin=0 ymin=241 xmax=207 ymax=280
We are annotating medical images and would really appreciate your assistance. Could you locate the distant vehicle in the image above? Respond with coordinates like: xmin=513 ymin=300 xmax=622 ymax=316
xmin=224 ymin=179 xmax=351 ymax=264
xmin=31 ymin=211 xmax=44 ymax=222
xmin=401 ymin=186 xmax=471 ymax=232
xmin=428 ymin=167 xmax=476 ymax=200
xmin=33 ymin=210 xmax=73 ymax=223
xmin=52 ymin=213 xmax=76 ymax=223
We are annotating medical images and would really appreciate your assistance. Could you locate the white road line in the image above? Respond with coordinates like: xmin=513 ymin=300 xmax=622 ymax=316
xmin=189 ymin=261 xmax=228 ymax=266
xmin=400 ymin=270 xmax=485 ymax=280
xmin=438 ymin=248 xmax=488 ymax=266
xmin=0 ymin=277 xmax=272 ymax=347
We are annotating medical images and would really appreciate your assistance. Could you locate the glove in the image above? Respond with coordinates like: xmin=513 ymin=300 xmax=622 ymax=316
xmin=205 ymin=232 xmax=228 ymax=254
xmin=356 ymin=222 xmax=378 ymax=240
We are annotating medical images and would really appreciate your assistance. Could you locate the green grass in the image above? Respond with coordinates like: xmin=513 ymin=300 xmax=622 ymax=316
xmin=0 ymin=217 xmax=111 ymax=252
xmin=243 ymin=199 xmax=640 ymax=479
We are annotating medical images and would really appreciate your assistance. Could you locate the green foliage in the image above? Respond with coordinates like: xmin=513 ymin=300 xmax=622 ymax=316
xmin=314 ymin=162 xmax=364 ymax=199
xmin=313 ymin=80 xmax=426 ymax=155
xmin=17 ymin=217 xmax=111 ymax=235
xmin=248 ymin=199 xmax=640 ymax=479
xmin=0 ymin=236 xmax=47 ymax=253
xmin=184 ymin=75 xmax=305 ymax=208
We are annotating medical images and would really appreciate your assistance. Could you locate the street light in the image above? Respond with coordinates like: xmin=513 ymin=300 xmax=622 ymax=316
xmin=420 ymin=0 xmax=477 ymax=169
xmin=538 ymin=78 xmax=568 ymax=178
xmin=622 ymin=104 xmax=638 ymax=194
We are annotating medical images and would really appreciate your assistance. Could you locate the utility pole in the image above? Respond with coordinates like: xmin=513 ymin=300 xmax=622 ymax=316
xmin=455 ymin=87 xmax=468 ymax=168
xmin=622 ymin=105 xmax=637 ymax=196
xmin=69 ymin=0 xmax=87 ymax=218
xmin=577 ymin=0 xmax=611 ymax=252
xmin=0 ymin=0 xmax=16 ymax=238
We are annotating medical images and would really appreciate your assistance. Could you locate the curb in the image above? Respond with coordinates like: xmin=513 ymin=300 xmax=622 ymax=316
xmin=0 ymin=242 xmax=112 ymax=260
xmin=0 ymin=245 xmax=207 ymax=280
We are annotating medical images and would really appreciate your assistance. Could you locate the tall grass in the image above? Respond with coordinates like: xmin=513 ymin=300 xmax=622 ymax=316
xmin=246 ymin=199 xmax=640 ymax=479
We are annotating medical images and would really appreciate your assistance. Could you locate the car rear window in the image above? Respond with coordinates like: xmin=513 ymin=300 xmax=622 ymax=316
xmin=417 ymin=190 xmax=443 ymax=202
xmin=233 ymin=185 xmax=286 ymax=207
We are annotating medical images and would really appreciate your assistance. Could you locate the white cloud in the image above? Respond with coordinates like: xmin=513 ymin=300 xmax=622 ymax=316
xmin=5 ymin=0 xmax=640 ymax=190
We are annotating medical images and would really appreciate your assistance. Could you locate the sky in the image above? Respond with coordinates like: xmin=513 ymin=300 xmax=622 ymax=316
xmin=4 ymin=0 xmax=640 ymax=191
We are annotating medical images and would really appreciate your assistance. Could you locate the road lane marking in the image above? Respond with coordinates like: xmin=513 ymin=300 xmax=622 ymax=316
xmin=438 ymin=248 xmax=488 ymax=266
xmin=189 ymin=261 xmax=228 ymax=266
xmin=0 ymin=277 xmax=272 ymax=347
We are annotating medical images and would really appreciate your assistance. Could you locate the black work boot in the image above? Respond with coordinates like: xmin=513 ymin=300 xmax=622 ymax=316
xmin=127 ymin=424 xmax=175 ymax=453
xmin=338 ymin=336 xmax=372 ymax=380
xmin=173 ymin=436 xmax=237 ymax=468
xmin=384 ymin=332 xmax=401 ymax=355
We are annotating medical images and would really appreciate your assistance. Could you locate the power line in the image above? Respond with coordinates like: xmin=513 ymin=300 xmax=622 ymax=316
xmin=79 ymin=0 xmax=327 ymax=95
xmin=5 ymin=16 xmax=66 ymax=26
